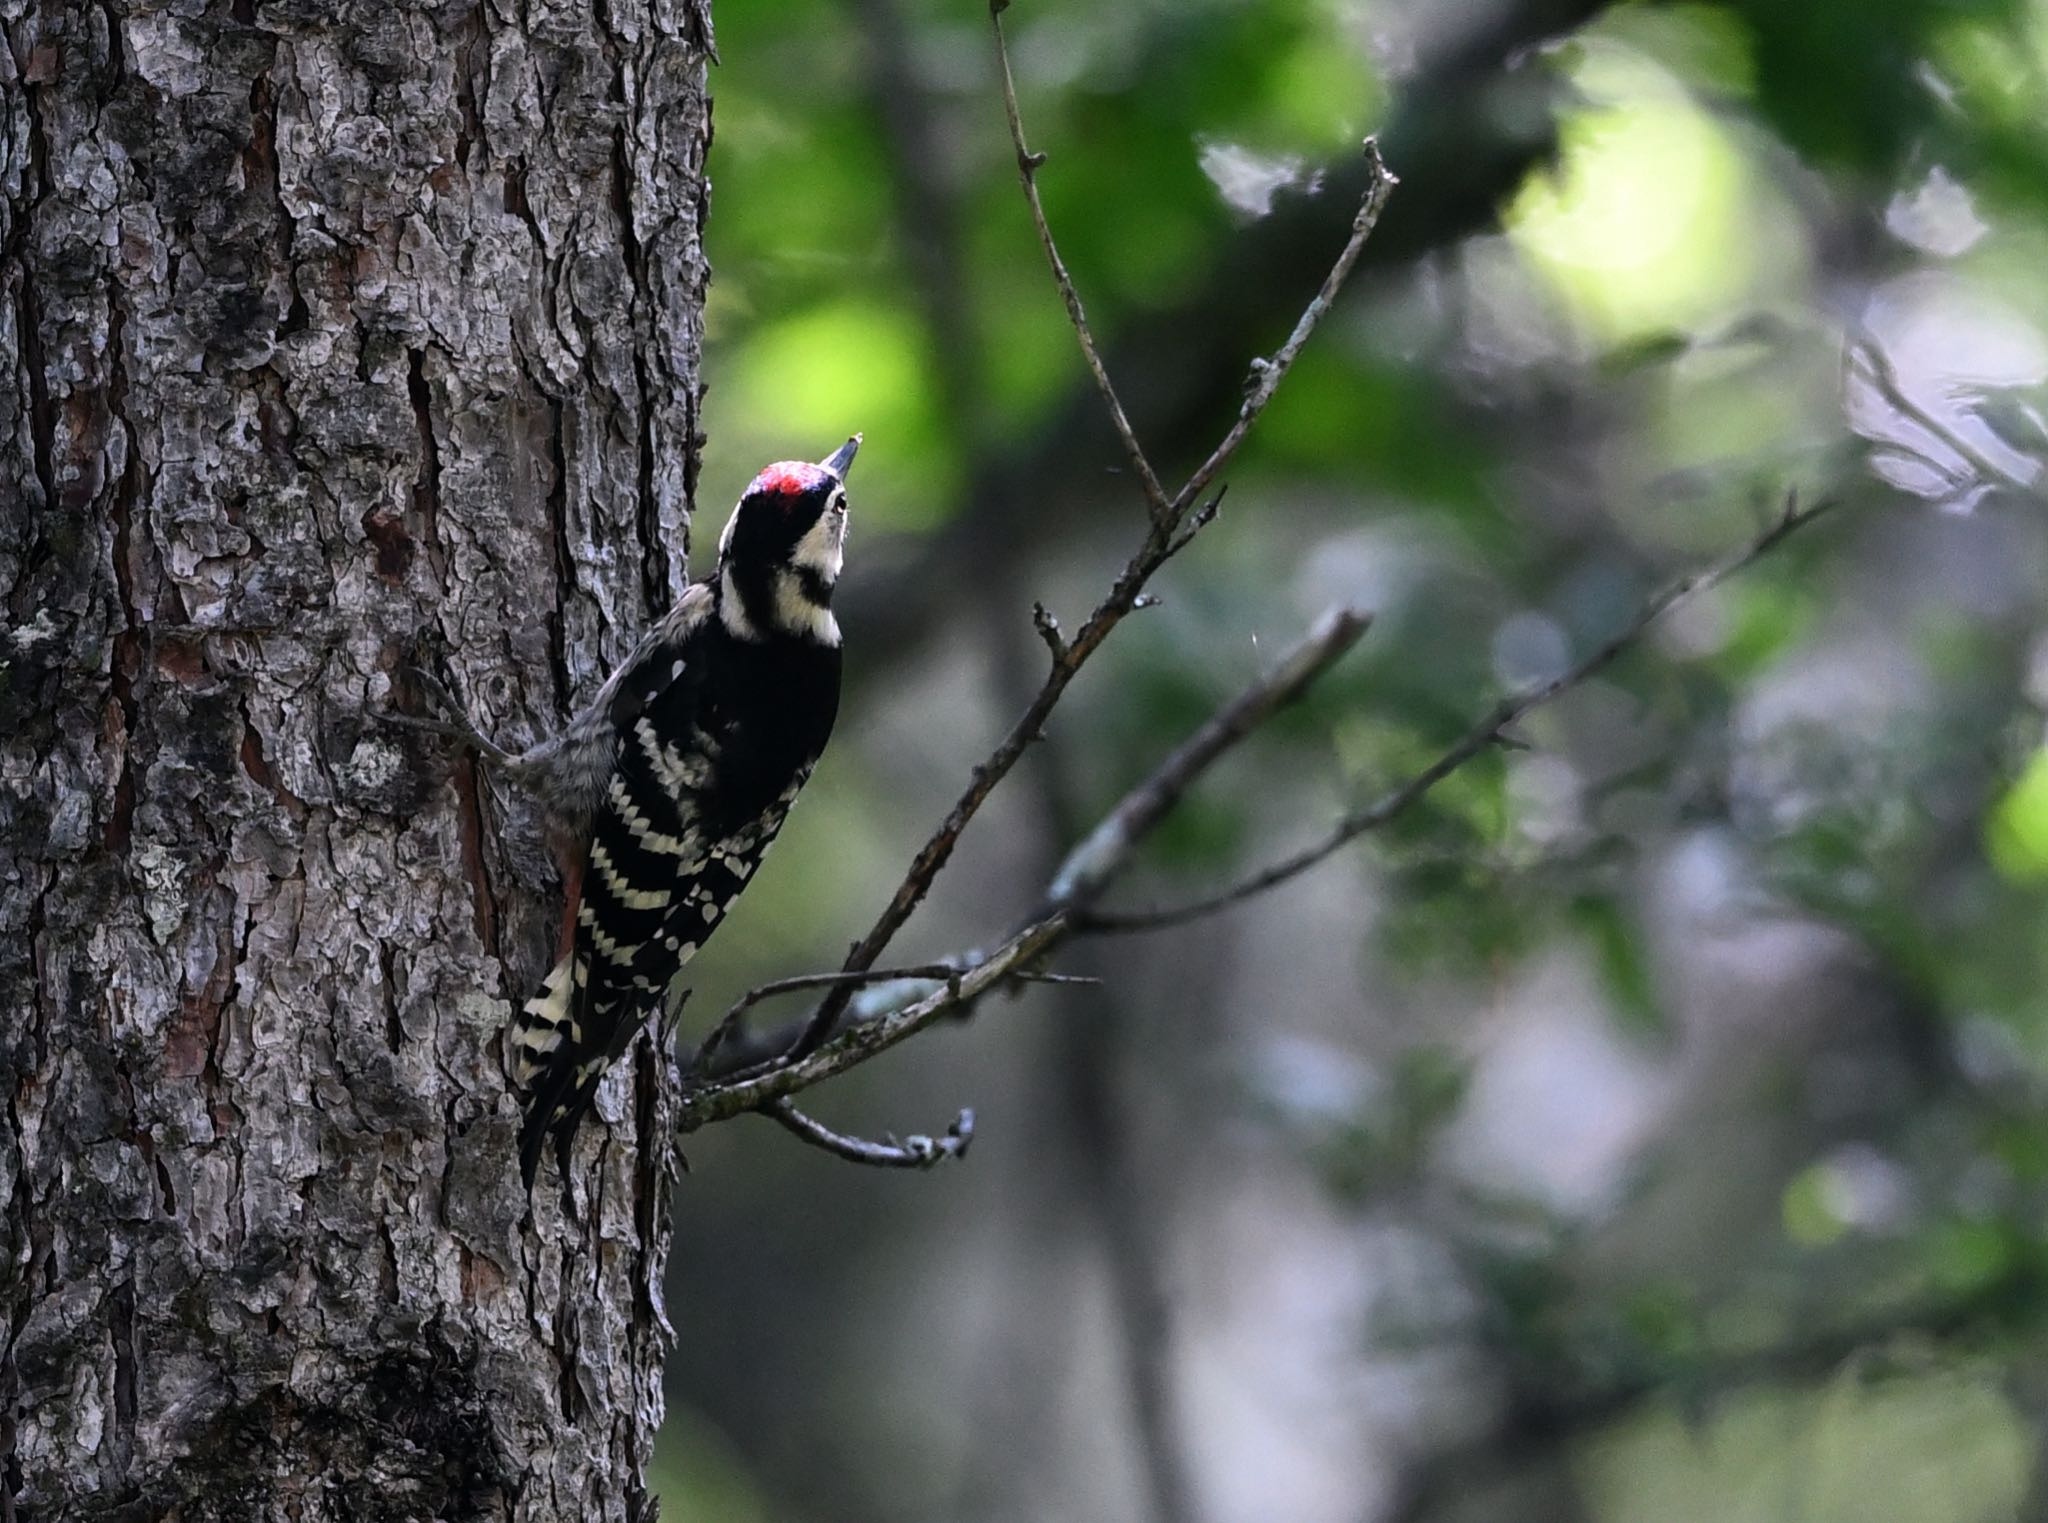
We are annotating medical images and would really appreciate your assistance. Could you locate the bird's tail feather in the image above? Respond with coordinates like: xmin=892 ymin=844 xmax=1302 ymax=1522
xmin=511 ymin=953 xmax=580 ymax=1093
xmin=512 ymin=953 xmax=585 ymax=1188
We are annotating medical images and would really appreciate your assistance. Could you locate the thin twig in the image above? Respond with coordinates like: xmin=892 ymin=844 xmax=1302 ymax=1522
xmin=682 ymin=917 xmax=1072 ymax=1129
xmin=1079 ymin=491 xmax=1840 ymax=933
xmin=697 ymin=963 xmax=966 ymax=1063
xmin=1172 ymin=139 xmax=1397 ymax=516
xmin=1162 ymin=487 xmax=1227 ymax=562
xmin=765 ymin=1098 xmax=976 ymax=1169
xmin=696 ymin=962 xmax=1097 ymax=1076
xmin=989 ymin=0 xmax=1172 ymax=519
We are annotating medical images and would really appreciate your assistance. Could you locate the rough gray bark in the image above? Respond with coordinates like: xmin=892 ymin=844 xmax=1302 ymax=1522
xmin=1 ymin=0 xmax=711 ymax=1515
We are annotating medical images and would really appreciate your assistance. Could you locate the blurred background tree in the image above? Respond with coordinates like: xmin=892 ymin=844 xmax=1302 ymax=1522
xmin=656 ymin=1 xmax=2048 ymax=1520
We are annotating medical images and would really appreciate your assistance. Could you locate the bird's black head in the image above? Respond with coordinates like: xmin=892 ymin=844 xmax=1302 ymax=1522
xmin=716 ymin=435 xmax=859 ymax=643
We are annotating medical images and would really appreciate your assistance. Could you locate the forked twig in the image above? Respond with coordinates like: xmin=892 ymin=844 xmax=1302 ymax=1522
xmin=778 ymin=127 xmax=1398 ymax=1064
xmin=1174 ymin=139 xmax=1397 ymax=514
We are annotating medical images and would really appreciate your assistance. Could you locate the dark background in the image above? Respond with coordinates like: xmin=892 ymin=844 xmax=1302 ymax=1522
xmin=655 ymin=1 xmax=2048 ymax=1518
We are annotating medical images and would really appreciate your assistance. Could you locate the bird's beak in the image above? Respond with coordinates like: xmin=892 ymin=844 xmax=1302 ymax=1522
xmin=821 ymin=433 xmax=861 ymax=479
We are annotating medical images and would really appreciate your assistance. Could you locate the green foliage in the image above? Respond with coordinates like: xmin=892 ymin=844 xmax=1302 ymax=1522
xmin=1584 ymin=1374 xmax=2031 ymax=1523
xmin=650 ymin=1410 xmax=779 ymax=1522
xmin=667 ymin=0 xmax=2048 ymax=1512
xmin=1726 ymin=0 xmax=2035 ymax=171
xmin=1987 ymin=746 xmax=2048 ymax=882
xmin=1298 ymin=1044 xmax=1474 ymax=1205
xmin=1573 ymin=892 xmax=1665 ymax=1037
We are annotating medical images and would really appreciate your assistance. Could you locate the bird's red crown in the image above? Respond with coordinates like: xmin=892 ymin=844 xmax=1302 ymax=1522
xmin=749 ymin=462 xmax=830 ymax=498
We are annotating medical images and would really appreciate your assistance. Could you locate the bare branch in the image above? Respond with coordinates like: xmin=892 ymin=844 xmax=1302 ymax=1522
xmin=787 ymin=156 xmax=1398 ymax=1058
xmin=682 ymin=606 xmax=1371 ymax=1130
xmin=764 ymin=1098 xmax=976 ymax=1169
xmin=1081 ymin=491 xmax=1842 ymax=933
xmin=1173 ymin=139 xmax=1398 ymax=515
xmin=989 ymin=0 xmax=1171 ymax=519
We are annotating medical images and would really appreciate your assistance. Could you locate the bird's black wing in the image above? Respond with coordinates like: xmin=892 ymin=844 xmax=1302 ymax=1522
xmin=515 ymin=587 xmax=720 ymax=1184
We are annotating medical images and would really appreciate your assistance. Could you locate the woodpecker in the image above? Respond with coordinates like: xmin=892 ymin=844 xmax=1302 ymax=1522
xmin=401 ymin=436 xmax=858 ymax=1184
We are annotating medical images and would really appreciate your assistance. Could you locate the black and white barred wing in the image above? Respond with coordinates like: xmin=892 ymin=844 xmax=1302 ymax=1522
xmin=513 ymin=589 xmax=719 ymax=1178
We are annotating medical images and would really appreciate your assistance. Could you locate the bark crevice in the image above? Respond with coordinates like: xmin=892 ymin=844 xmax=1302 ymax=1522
xmin=2 ymin=0 xmax=710 ymax=1513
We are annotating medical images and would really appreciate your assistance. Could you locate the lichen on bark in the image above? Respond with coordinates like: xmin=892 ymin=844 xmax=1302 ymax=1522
xmin=1 ymin=0 xmax=712 ymax=1514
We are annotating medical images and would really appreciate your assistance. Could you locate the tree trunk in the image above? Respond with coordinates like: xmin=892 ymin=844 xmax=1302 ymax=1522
xmin=1 ymin=0 xmax=710 ymax=1514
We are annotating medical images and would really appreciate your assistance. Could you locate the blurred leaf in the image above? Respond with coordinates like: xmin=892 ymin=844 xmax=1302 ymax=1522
xmin=1603 ymin=4 xmax=1760 ymax=98
xmin=1930 ymin=16 xmax=2045 ymax=133
xmin=1783 ymin=1164 xmax=1851 ymax=1247
xmin=1922 ymin=1216 xmax=2025 ymax=1299
xmin=1985 ymin=746 xmax=2048 ymax=882
xmin=1573 ymin=893 xmax=1667 ymax=1038
xmin=1598 ymin=328 xmax=1696 ymax=375
xmin=1392 ymin=1043 xmax=1472 ymax=1141
xmin=1245 ymin=1039 xmax=1470 ymax=1205
xmin=1247 ymin=354 xmax=1499 ymax=514
xmin=1985 ymin=1113 xmax=2048 ymax=1182
xmin=1259 ymin=31 xmax=1386 ymax=148
xmin=1621 ymin=1282 xmax=1703 ymax=1364
xmin=1143 ymin=790 xmax=1246 ymax=871
xmin=1505 ymin=42 xmax=1768 ymax=340
xmin=1713 ymin=579 xmax=1819 ymax=678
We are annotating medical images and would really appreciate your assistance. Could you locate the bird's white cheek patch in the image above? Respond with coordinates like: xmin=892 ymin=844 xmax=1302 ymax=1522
xmin=791 ymin=513 xmax=844 ymax=581
xmin=773 ymin=572 xmax=840 ymax=645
